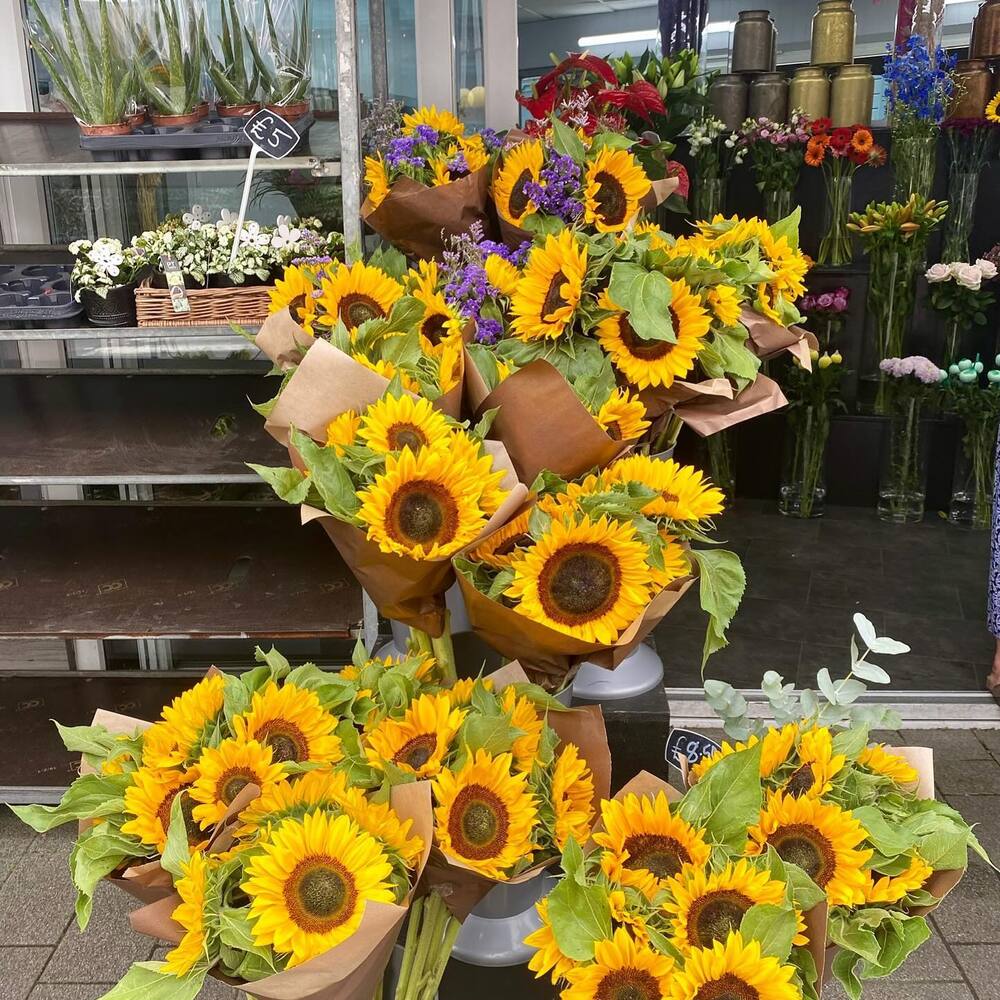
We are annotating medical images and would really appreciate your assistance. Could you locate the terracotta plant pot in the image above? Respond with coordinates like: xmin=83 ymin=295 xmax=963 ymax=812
xmin=266 ymin=100 xmax=309 ymax=120
xmin=125 ymin=107 xmax=147 ymax=129
xmin=79 ymin=282 xmax=138 ymax=327
xmin=194 ymin=101 xmax=210 ymax=120
xmin=77 ymin=121 xmax=132 ymax=137
xmin=217 ymin=102 xmax=261 ymax=118
xmin=150 ymin=109 xmax=203 ymax=127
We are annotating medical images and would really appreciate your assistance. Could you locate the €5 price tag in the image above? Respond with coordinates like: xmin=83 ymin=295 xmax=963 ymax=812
xmin=242 ymin=110 xmax=302 ymax=159
xmin=665 ymin=728 xmax=723 ymax=770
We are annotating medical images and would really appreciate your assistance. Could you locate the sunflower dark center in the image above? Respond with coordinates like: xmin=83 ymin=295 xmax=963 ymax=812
xmin=421 ymin=313 xmax=448 ymax=346
xmin=594 ymin=171 xmax=629 ymax=226
xmin=542 ymin=273 xmax=570 ymax=321
xmin=769 ymin=823 xmax=836 ymax=888
xmin=285 ymin=856 xmax=358 ymax=933
xmin=595 ymin=969 xmax=661 ymax=1000
xmin=692 ymin=973 xmax=761 ymax=1000
xmin=218 ymin=767 xmax=256 ymax=805
xmin=605 ymin=421 xmax=623 ymax=441
xmin=495 ymin=534 xmax=529 ymax=557
xmin=538 ymin=543 xmax=621 ymax=625
xmin=509 ymin=168 xmax=533 ymax=218
xmin=387 ymin=422 xmax=428 ymax=452
xmin=689 ymin=890 xmax=754 ymax=948
xmin=784 ymin=764 xmax=816 ymax=798
xmin=156 ymin=788 xmax=202 ymax=844
xmin=449 ymin=786 xmax=509 ymax=859
xmin=339 ymin=292 xmax=385 ymax=329
xmin=289 ymin=293 xmax=307 ymax=319
xmin=618 ymin=314 xmax=675 ymax=360
xmin=394 ymin=733 xmax=438 ymax=770
xmin=254 ymin=719 xmax=309 ymax=764
xmin=387 ymin=481 xmax=458 ymax=546
xmin=622 ymin=833 xmax=691 ymax=880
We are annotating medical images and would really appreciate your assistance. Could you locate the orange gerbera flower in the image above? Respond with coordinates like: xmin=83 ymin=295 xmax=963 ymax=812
xmin=851 ymin=128 xmax=874 ymax=153
xmin=804 ymin=145 xmax=825 ymax=168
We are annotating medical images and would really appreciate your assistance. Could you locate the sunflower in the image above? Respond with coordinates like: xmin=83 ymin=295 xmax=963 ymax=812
xmin=356 ymin=445 xmax=491 ymax=560
xmin=594 ymin=791 xmax=711 ymax=899
xmin=603 ymin=455 xmax=725 ymax=523
xmin=315 ymin=261 xmax=404 ymax=333
xmin=356 ymin=394 xmax=453 ymax=456
xmin=857 ymin=744 xmax=918 ymax=786
xmin=609 ymin=888 xmax=651 ymax=946
xmin=145 ymin=674 xmax=225 ymax=768
xmin=510 ymin=229 xmax=588 ymax=341
xmin=663 ymin=858 xmax=808 ymax=953
xmin=364 ymin=692 xmax=466 ymax=778
xmin=863 ymin=853 xmax=932 ymax=904
xmin=120 ymin=765 xmax=201 ymax=853
xmin=596 ymin=280 xmax=711 ymax=389
xmin=340 ymin=651 xmax=437 ymax=683
xmin=480 ymin=256 xmax=519 ymax=302
xmin=988 ymin=92 xmax=1000 ymax=124
xmin=505 ymin=513 xmax=655 ymax=645
xmin=442 ymin=430 xmax=508 ymax=514
xmin=231 ymin=682 xmax=342 ymax=767
xmin=501 ymin=688 xmax=544 ymax=773
xmin=351 ymin=355 xmax=422 ymax=393
xmin=782 ymin=725 xmax=845 ymax=799
xmin=551 ymin=743 xmax=595 ymax=850
xmin=406 ymin=259 xmax=439 ymax=299
xmin=649 ymin=533 xmax=691 ymax=591
xmin=595 ymin=389 xmax=650 ymax=442
xmin=433 ymin=749 xmax=538 ymax=879
xmin=163 ymin=852 xmax=212 ymax=977
xmin=468 ymin=509 xmax=532 ymax=569
xmin=583 ymin=147 xmax=652 ymax=233
xmin=413 ymin=285 xmax=464 ymax=352
xmin=689 ymin=723 xmax=798 ymax=783
xmin=493 ymin=140 xmax=544 ymax=226
xmin=563 ymin=927 xmax=674 ymax=1000
xmin=326 ymin=410 xmax=361 ymax=453
xmin=402 ymin=105 xmax=464 ymax=137
xmin=237 ymin=767 xmax=350 ymax=838
xmin=363 ymin=153 xmax=391 ymax=209
xmin=705 ymin=284 xmax=744 ymax=328
xmin=746 ymin=792 xmax=873 ymax=906
xmin=243 ymin=810 xmax=395 ymax=968
xmin=190 ymin=738 xmax=286 ymax=830
xmin=268 ymin=264 xmax=319 ymax=332
xmin=525 ymin=896 xmax=576 ymax=984
xmin=429 ymin=155 xmax=454 ymax=187
xmin=670 ymin=931 xmax=800 ymax=1000
xmin=446 ymin=676 xmax=494 ymax=707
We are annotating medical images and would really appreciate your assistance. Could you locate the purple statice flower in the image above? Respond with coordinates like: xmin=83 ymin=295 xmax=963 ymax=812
xmin=291 ymin=254 xmax=334 ymax=267
xmin=509 ymin=241 xmax=532 ymax=267
xmin=523 ymin=152 xmax=582 ymax=223
xmin=479 ymin=128 xmax=502 ymax=152
xmin=413 ymin=124 xmax=439 ymax=144
xmin=385 ymin=136 xmax=426 ymax=169
xmin=444 ymin=263 xmax=489 ymax=320
xmin=447 ymin=151 xmax=470 ymax=177
xmin=474 ymin=317 xmax=502 ymax=344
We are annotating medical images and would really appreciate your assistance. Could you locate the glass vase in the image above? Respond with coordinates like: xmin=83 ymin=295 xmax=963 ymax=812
xmin=693 ymin=172 xmax=726 ymax=222
xmin=762 ymin=185 xmax=793 ymax=225
xmin=878 ymin=397 xmax=927 ymax=523
xmin=818 ymin=171 xmax=853 ymax=267
xmin=706 ymin=431 xmax=736 ymax=499
xmin=892 ymin=133 xmax=937 ymax=202
xmin=868 ymin=246 xmax=919 ymax=412
xmin=949 ymin=417 xmax=997 ymax=530
xmin=941 ymin=170 xmax=981 ymax=265
xmin=779 ymin=403 xmax=830 ymax=518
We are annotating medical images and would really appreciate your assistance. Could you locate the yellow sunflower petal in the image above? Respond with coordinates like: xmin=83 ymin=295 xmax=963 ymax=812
xmin=583 ymin=147 xmax=652 ymax=233
xmin=510 ymin=229 xmax=588 ymax=341
xmin=493 ymin=140 xmax=544 ymax=226
xmin=364 ymin=692 xmax=466 ymax=778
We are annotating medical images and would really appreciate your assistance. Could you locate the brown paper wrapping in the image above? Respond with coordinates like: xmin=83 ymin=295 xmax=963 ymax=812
xmin=130 ymin=781 xmax=433 ymax=1000
xmin=263 ymin=337 xmax=463 ymax=447
xmin=301 ymin=447 xmax=528 ymax=635
xmin=362 ymin=167 xmax=495 ymax=261
xmin=256 ymin=307 xmax=315 ymax=370
xmin=420 ymin=663 xmax=612 ymax=920
xmin=639 ymin=377 xmax=734 ymax=422
xmin=739 ymin=308 xmax=818 ymax=368
xmin=673 ymin=373 xmax=787 ymax=437
xmin=456 ymin=550 xmax=696 ymax=685
xmin=465 ymin=355 xmax=629 ymax=484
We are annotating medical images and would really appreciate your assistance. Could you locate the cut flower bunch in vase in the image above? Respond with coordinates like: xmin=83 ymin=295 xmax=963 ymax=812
xmin=736 ymin=110 xmax=813 ymax=224
xmin=925 ymin=257 xmax=997 ymax=364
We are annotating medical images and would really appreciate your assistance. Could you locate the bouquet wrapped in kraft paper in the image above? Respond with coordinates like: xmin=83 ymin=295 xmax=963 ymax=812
xmin=454 ymin=453 xmax=746 ymax=687
xmin=523 ymin=764 xmax=830 ymax=1000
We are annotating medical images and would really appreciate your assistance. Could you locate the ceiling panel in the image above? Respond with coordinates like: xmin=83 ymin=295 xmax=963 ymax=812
xmin=606 ymin=0 xmax=658 ymax=9
xmin=517 ymin=0 xmax=618 ymax=18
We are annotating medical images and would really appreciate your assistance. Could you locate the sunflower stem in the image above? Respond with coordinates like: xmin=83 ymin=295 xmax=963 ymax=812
xmin=407 ymin=627 xmax=434 ymax=659
xmin=430 ymin=612 xmax=458 ymax=686
xmin=394 ymin=893 xmax=423 ymax=999
xmin=401 ymin=890 xmax=443 ymax=1000
xmin=650 ymin=413 xmax=684 ymax=456
xmin=419 ymin=910 xmax=461 ymax=1000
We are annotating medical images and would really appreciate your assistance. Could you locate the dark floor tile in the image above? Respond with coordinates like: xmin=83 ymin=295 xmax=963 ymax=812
xmin=808 ymin=570 xmax=963 ymax=619
xmin=741 ymin=562 xmax=813 ymax=605
xmin=719 ymin=504 xmax=823 ymax=545
xmin=935 ymin=759 xmax=1000 ymax=797
xmin=975 ymin=730 xmax=1000 ymax=758
xmin=818 ymin=512 xmax=951 ymax=552
xmin=657 ymin=626 xmax=802 ymax=689
xmin=959 ymin=583 xmax=990 ymax=623
xmin=726 ymin=598 xmax=881 ymax=648
xmin=797 ymin=642 xmax=978 ymax=691
xmin=947 ymin=526 xmax=995 ymax=557
xmin=883 ymin=547 xmax=988 ymax=585
xmin=883 ymin=613 xmax=995 ymax=667
xmin=744 ymin=536 xmax=879 ymax=573
xmin=929 ymin=859 xmax=1000 ymax=944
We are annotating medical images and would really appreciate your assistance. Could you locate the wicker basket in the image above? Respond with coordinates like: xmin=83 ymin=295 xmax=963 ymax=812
xmin=134 ymin=278 xmax=273 ymax=327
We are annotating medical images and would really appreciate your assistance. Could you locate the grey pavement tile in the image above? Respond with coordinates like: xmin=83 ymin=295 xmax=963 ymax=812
xmin=0 ymin=947 xmax=52 ymax=1000
xmin=929 ymin=860 xmax=1000 ymax=944
xmin=26 ymin=825 xmax=77 ymax=861
xmin=953 ymin=944 xmax=1000 ymax=1000
xmin=937 ymin=796 xmax=1000 ymax=861
xmin=723 ymin=597 xmax=875 ymax=648
xmin=0 ymin=846 xmax=74 ymax=946
xmin=29 ymin=988 xmax=113 ymax=1000
xmin=890 ymin=933 xmax=964 ymax=981
xmin=900 ymin=730 xmax=996 ymax=761
xmin=0 ymin=812 xmax=38 ymax=890
xmin=851 ymin=984 xmax=976 ymax=1000
xmin=40 ymin=882 xmax=155 ymax=984
xmin=934 ymin=758 xmax=1000 ymax=797
xmin=975 ymin=730 xmax=1000 ymax=757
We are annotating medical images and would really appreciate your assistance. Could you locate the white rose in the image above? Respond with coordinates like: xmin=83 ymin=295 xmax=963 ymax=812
xmin=925 ymin=262 xmax=951 ymax=282
xmin=955 ymin=263 xmax=983 ymax=291
xmin=948 ymin=262 xmax=965 ymax=278
xmin=976 ymin=258 xmax=998 ymax=280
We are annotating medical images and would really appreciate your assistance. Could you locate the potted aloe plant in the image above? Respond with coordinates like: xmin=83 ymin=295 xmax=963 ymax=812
xmin=246 ymin=0 xmax=312 ymax=118
xmin=209 ymin=0 xmax=260 ymax=117
xmin=24 ymin=0 xmax=136 ymax=136
xmin=135 ymin=0 xmax=207 ymax=126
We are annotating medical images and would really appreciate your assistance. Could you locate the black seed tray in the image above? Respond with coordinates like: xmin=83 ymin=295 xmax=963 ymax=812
xmin=78 ymin=113 xmax=314 ymax=162
xmin=0 ymin=264 xmax=83 ymax=323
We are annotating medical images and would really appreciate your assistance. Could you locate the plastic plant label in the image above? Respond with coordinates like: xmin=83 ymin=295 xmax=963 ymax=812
xmin=159 ymin=253 xmax=190 ymax=315
xmin=665 ymin=728 xmax=722 ymax=769
xmin=242 ymin=110 xmax=302 ymax=159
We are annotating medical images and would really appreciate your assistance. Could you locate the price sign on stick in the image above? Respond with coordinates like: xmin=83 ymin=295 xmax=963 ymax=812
xmin=229 ymin=110 xmax=303 ymax=268
xmin=665 ymin=728 xmax=723 ymax=772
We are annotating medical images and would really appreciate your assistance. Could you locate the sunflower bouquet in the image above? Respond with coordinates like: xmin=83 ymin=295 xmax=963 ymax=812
xmin=695 ymin=613 xmax=991 ymax=996
xmin=361 ymin=104 xmax=503 ymax=260
xmin=252 ymin=384 xmax=527 ymax=651
xmin=455 ymin=452 xmax=744 ymax=684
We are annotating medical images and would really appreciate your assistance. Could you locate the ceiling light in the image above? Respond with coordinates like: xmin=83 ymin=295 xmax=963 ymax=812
xmin=578 ymin=29 xmax=659 ymax=46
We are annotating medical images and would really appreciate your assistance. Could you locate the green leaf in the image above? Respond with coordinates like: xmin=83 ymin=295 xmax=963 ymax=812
xmin=11 ymin=773 xmax=130 ymax=832
xmin=289 ymin=428 xmax=360 ymax=518
xmin=247 ymin=463 xmax=312 ymax=504
xmin=561 ymin=836 xmax=585 ymax=883
xmin=70 ymin=826 xmax=144 ymax=930
xmin=54 ymin=722 xmax=137 ymax=757
xmin=459 ymin=713 xmax=520 ymax=757
xmin=221 ymin=672 xmax=250 ymax=724
xmin=678 ymin=742 xmax=762 ymax=851
xmin=509 ymin=682 xmax=571 ymax=713
xmin=160 ymin=792 xmax=191 ymax=880
xmin=851 ymin=660 xmax=892 ymax=685
xmin=832 ymin=949 xmax=863 ymax=1000
xmin=546 ymin=877 xmax=613 ymax=961
xmin=864 ymin=916 xmax=930 ymax=979
xmin=769 ymin=207 xmax=801 ymax=251
xmin=831 ymin=725 xmax=870 ymax=761
xmin=914 ymin=826 xmax=971 ymax=872
xmin=851 ymin=806 xmax=915 ymax=858
xmin=780 ymin=860 xmax=827 ymax=910
xmin=96 ymin=962 xmax=207 ymax=1000
xmin=829 ymin=911 xmax=882 ymax=964
xmin=689 ymin=549 xmax=746 ymax=667
xmin=740 ymin=903 xmax=798 ymax=962
xmin=549 ymin=115 xmax=587 ymax=162
xmin=607 ymin=263 xmax=675 ymax=343
xmin=697 ymin=327 xmax=760 ymax=390
xmin=254 ymin=645 xmax=292 ymax=680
